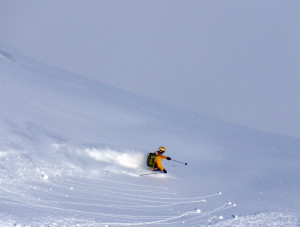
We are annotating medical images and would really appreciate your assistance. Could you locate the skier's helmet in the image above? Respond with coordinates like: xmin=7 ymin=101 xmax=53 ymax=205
xmin=158 ymin=146 xmax=166 ymax=154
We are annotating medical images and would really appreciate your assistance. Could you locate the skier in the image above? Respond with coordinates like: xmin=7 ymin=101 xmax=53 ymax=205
xmin=146 ymin=146 xmax=171 ymax=173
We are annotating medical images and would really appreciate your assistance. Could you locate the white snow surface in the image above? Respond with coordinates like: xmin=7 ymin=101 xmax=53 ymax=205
xmin=0 ymin=43 xmax=299 ymax=226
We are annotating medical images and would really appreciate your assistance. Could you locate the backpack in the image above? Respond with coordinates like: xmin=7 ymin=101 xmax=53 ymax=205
xmin=147 ymin=153 xmax=157 ymax=168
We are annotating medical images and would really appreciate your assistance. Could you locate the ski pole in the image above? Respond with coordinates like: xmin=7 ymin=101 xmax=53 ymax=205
xmin=172 ymin=159 xmax=187 ymax=165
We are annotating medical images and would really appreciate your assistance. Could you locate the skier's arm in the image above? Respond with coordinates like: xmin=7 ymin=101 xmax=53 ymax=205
xmin=160 ymin=154 xmax=167 ymax=160
xmin=160 ymin=154 xmax=171 ymax=160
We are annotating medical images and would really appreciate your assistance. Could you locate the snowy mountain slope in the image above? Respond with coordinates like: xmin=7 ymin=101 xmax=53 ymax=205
xmin=0 ymin=42 xmax=299 ymax=226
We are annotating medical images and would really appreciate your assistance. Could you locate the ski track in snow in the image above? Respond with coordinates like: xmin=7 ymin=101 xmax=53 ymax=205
xmin=0 ymin=148 xmax=297 ymax=226
xmin=0 ymin=148 xmax=233 ymax=226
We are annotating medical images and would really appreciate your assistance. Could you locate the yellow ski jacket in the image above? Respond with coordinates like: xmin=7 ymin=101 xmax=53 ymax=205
xmin=153 ymin=153 xmax=167 ymax=171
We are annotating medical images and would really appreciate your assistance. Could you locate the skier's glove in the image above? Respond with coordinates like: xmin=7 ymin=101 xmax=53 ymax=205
xmin=167 ymin=157 xmax=171 ymax=160
xmin=163 ymin=169 xmax=167 ymax=173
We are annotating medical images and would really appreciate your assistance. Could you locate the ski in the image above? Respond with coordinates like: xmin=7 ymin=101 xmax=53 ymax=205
xmin=140 ymin=172 xmax=159 ymax=176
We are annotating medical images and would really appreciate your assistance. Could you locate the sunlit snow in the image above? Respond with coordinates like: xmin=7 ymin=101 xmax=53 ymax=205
xmin=0 ymin=43 xmax=299 ymax=226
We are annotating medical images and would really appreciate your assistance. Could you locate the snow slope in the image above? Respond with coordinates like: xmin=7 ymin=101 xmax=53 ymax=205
xmin=0 ymin=42 xmax=299 ymax=226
